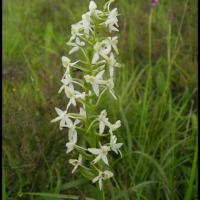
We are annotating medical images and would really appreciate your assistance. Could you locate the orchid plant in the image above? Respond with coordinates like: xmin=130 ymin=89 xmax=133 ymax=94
xmin=51 ymin=0 xmax=122 ymax=191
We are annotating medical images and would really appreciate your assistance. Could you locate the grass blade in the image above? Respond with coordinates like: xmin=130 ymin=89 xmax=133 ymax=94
xmin=22 ymin=192 xmax=95 ymax=200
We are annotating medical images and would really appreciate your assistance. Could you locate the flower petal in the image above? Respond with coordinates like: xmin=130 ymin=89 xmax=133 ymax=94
xmin=92 ymin=82 xmax=99 ymax=96
xmin=88 ymin=148 xmax=100 ymax=155
xmin=99 ymin=121 xmax=105 ymax=134
xmin=101 ymin=155 xmax=109 ymax=165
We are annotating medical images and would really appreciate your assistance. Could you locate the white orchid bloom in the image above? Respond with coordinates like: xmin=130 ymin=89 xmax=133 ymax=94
xmin=82 ymin=12 xmax=91 ymax=35
xmin=64 ymin=118 xmax=80 ymax=141
xmin=92 ymin=41 xmax=111 ymax=64
xmin=107 ymin=36 xmax=119 ymax=54
xmin=70 ymin=22 xmax=84 ymax=42
xmin=84 ymin=70 xmax=105 ymax=96
xmin=61 ymin=56 xmax=79 ymax=72
xmin=89 ymin=1 xmax=103 ymax=19
xmin=100 ymin=39 xmax=112 ymax=55
xmin=51 ymin=107 xmax=71 ymax=130
xmin=110 ymin=135 xmax=123 ymax=156
xmin=103 ymin=8 xmax=119 ymax=32
xmin=58 ymin=76 xmax=73 ymax=94
xmin=67 ymin=37 xmax=85 ymax=55
xmin=98 ymin=110 xmax=109 ymax=135
xmin=99 ymin=37 xmax=118 ymax=58
xmin=66 ymin=132 xmax=77 ymax=153
xmin=65 ymin=85 xmax=85 ymax=109
xmin=89 ymin=1 xmax=97 ymax=12
xmin=92 ymin=170 xmax=113 ymax=190
xmin=69 ymin=154 xmax=82 ymax=173
xmin=88 ymin=145 xmax=110 ymax=165
xmin=108 ymin=120 xmax=121 ymax=134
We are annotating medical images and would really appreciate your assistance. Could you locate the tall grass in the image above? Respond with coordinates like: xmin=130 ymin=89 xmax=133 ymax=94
xmin=3 ymin=0 xmax=197 ymax=199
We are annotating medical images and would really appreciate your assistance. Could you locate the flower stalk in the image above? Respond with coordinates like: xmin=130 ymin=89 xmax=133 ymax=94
xmin=51 ymin=0 xmax=123 ymax=191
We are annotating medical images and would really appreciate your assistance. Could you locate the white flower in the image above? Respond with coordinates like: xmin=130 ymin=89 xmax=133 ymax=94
xmin=84 ymin=70 xmax=105 ymax=96
xmin=89 ymin=1 xmax=97 ymax=12
xmin=82 ymin=12 xmax=91 ymax=35
xmin=108 ymin=120 xmax=121 ymax=134
xmin=51 ymin=107 xmax=70 ymax=130
xmin=98 ymin=110 xmax=109 ymax=135
xmin=107 ymin=37 xmax=119 ymax=54
xmin=69 ymin=154 xmax=82 ymax=173
xmin=58 ymin=76 xmax=73 ymax=94
xmin=110 ymin=135 xmax=123 ymax=156
xmin=92 ymin=41 xmax=111 ymax=64
xmin=103 ymin=8 xmax=119 ymax=32
xmin=65 ymin=85 xmax=85 ymax=109
xmin=106 ymin=53 xmax=120 ymax=77
xmin=88 ymin=145 xmax=110 ymax=165
xmin=92 ymin=42 xmax=102 ymax=64
xmin=92 ymin=170 xmax=113 ymax=190
xmin=67 ymin=37 xmax=85 ymax=55
xmin=105 ymin=78 xmax=117 ymax=99
xmin=66 ymin=132 xmax=77 ymax=153
xmin=99 ymin=39 xmax=112 ymax=55
xmin=69 ymin=22 xmax=84 ymax=42
xmin=64 ymin=118 xmax=80 ymax=141
xmin=61 ymin=56 xmax=79 ymax=72
xmin=92 ymin=37 xmax=118 ymax=64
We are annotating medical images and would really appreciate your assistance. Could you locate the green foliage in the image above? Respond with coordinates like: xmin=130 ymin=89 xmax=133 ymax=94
xmin=3 ymin=0 xmax=197 ymax=199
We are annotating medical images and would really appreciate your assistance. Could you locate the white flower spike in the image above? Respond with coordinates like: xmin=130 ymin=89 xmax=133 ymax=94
xmin=51 ymin=0 xmax=122 ymax=191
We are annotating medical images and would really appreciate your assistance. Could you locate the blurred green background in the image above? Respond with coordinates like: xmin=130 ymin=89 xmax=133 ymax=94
xmin=3 ymin=0 xmax=198 ymax=199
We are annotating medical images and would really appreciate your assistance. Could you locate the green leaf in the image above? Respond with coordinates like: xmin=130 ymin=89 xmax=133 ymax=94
xmin=184 ymin=139 xmax=198 ymax=200
xmin=156 ymin=67 xmax=166 ymax=94
xmin=61 ymin=178 xmax=89 ymax=191
xmin=22 ymin=192 xmax=95 ymax=200
xmin=2 ymin=168 xmax=6 ymax=200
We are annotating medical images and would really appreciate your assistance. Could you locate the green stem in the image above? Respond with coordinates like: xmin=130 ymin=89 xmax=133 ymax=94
xmin=148 ymin=10 xmax=153 ymax=67
xmin=102 ymin=190 xmax=105 ymax=200
xmin=166 ymin=23 xmax=172 ymax=93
